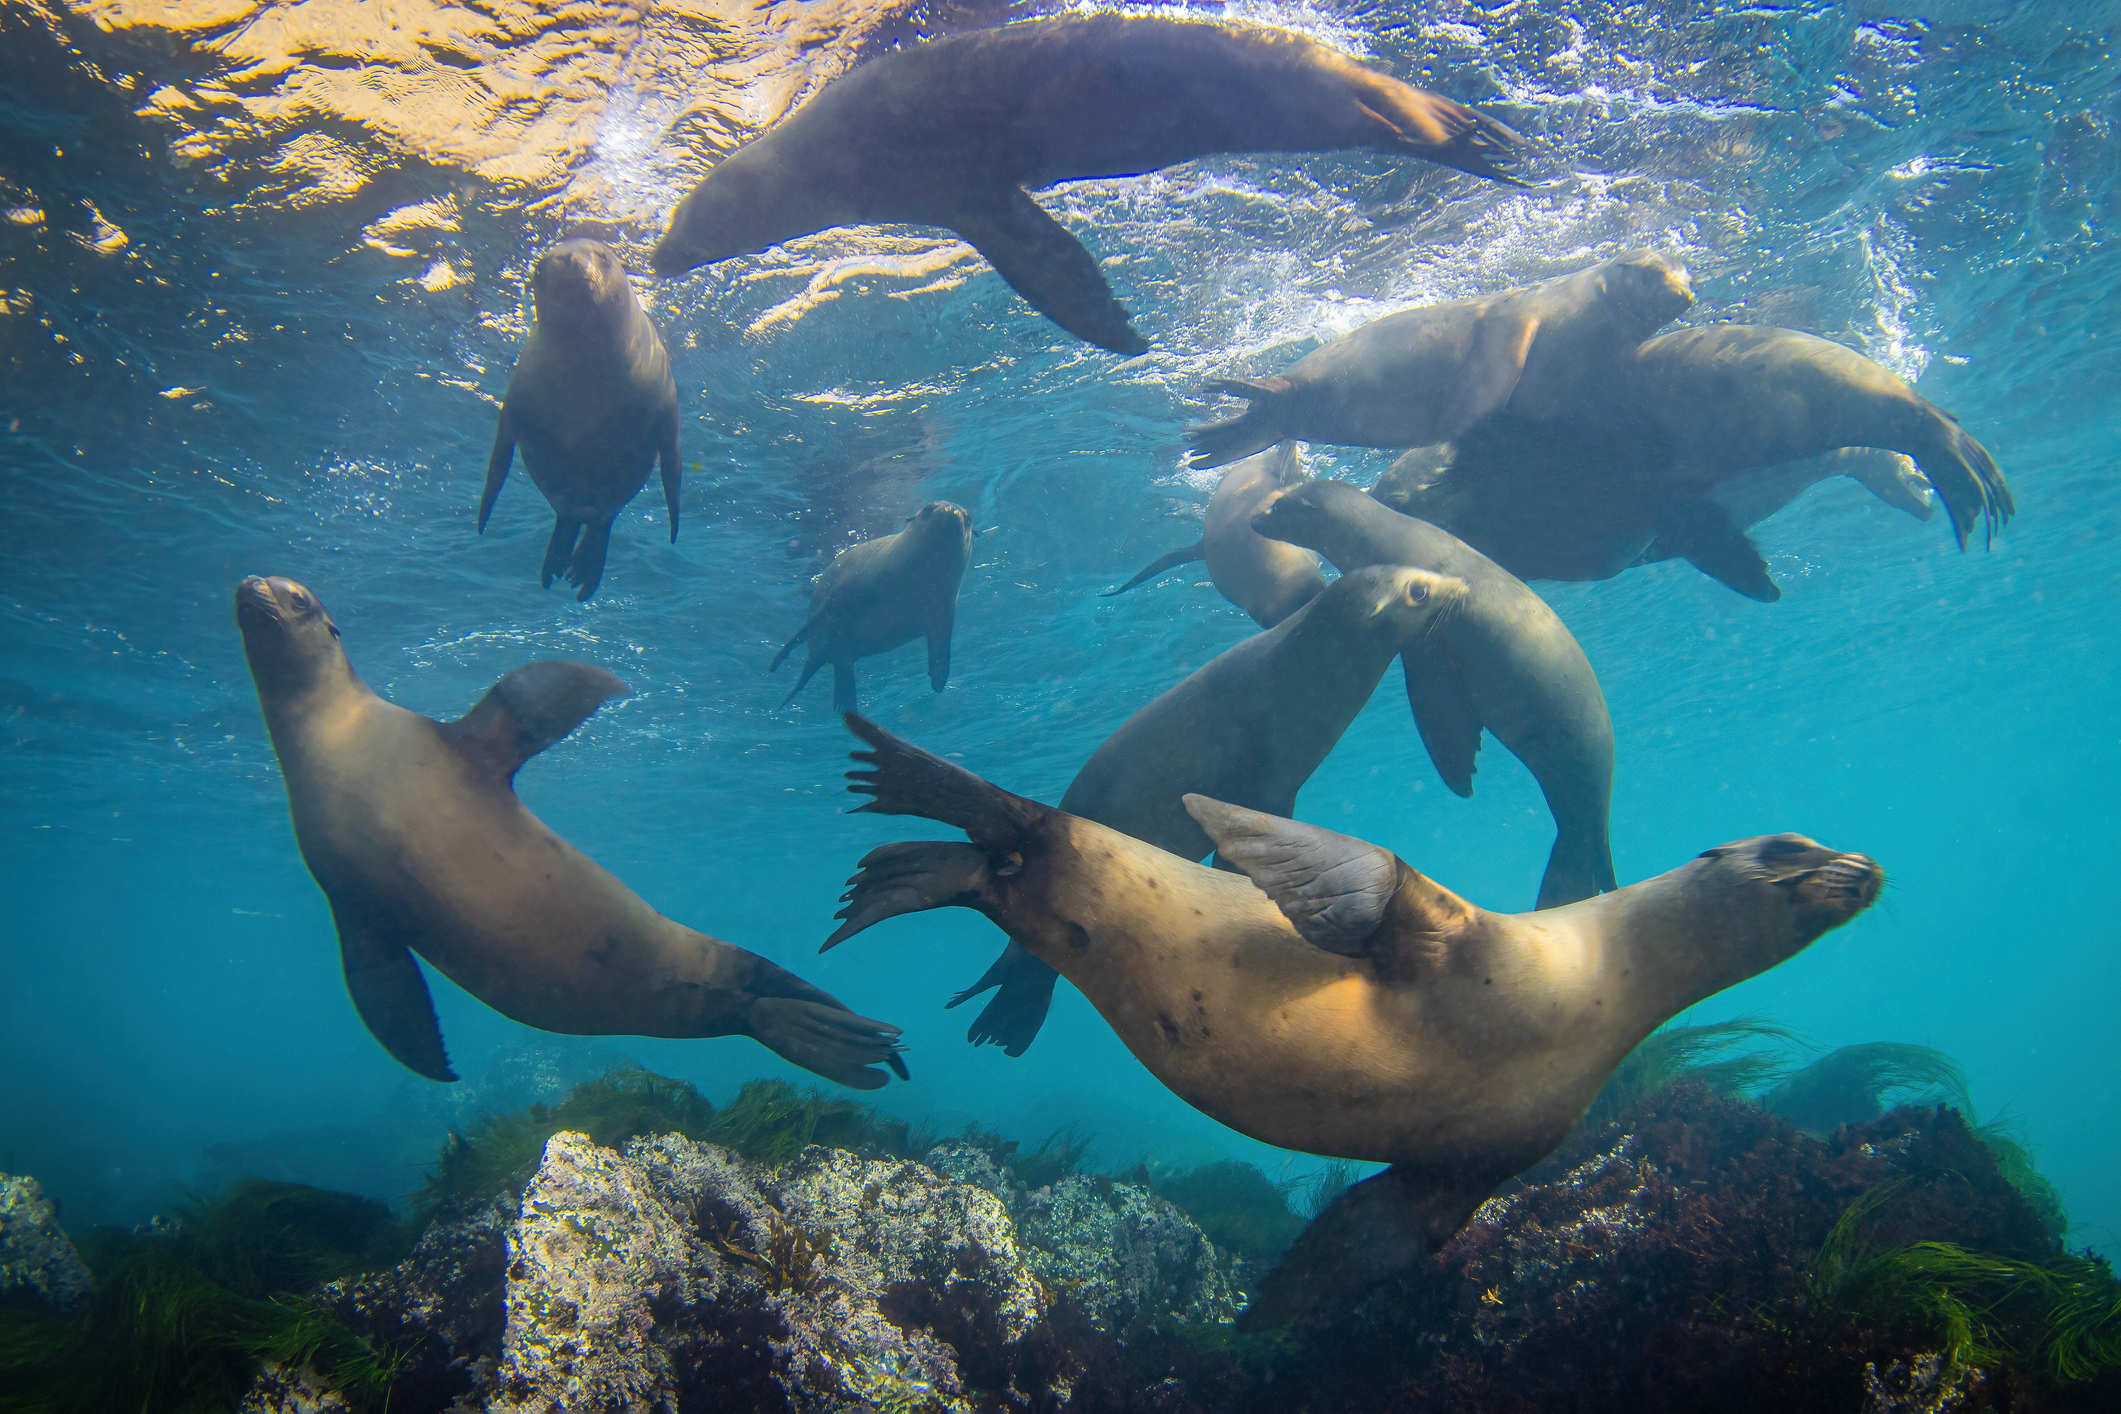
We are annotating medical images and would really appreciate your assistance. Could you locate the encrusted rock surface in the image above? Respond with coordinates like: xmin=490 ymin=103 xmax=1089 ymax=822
xmin=0 ymin=1171 xmax=93 ymax=1313
xmin=1013 ymin=1172 xmax=1243 ymax=1331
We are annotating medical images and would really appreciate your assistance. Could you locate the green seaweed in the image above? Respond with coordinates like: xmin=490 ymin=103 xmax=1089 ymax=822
xmin=1810 ymin=1182 xmax=2121 ymax=1382
xmin=1297 ymin=1160 xmax=1364 ymax=1220
xmin=0 ymin=1182 xmax=410 ymax=1414
xmin=1012 ymin=1123 xmax=1097 ymax=1192
xmin=1763 ymin=1042 xmax=1972 ymax=1135
xmin=1156 ymin=1162 xmax=1305 ymax=1261
xmin=1973 ymin=1116 xmax=2069 ymax=1245
xmin=1578 ymin=1017 xmax=1806 ymax=1133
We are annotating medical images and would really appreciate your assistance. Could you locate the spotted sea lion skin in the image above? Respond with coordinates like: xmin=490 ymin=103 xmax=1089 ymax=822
xmin=478 ymin=239 xmax=680 ymax=601
xmin=823 ymin=714 xmax=1880 ymax=1283
xmin=951 ymin=565 xmax=1466 ymax=1057
xmin=235 ymin=576 xmax=906 ymax=1090
xmin=651 ymin=15 xmax=1525 ymax=354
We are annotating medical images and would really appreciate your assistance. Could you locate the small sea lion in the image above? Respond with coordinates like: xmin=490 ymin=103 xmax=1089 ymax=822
xmin=1252 ymin=480 xmax=1615 ymax=908
xmin=478 ymin=238 xmax=680 ymax=601
xmin=952 ymin=565 xmax=1467 ymax=1057
xmin=650 ymin=15 xmax=1525 ymax=354
xmin=1103 ymin=441 xmax=1325 ymax=628
xmin=1373 ymin=443 xmax=1937 ymax=600
xmin=772 ymin=501 xmax=974 ymax=712
xmin=236 ymin=576 xmax=906 ymax=1089
xmin=1186 ymin=251 xmax=1694 ymax=468
xmin=823 ymin=714 xmax=1879 ymax=1277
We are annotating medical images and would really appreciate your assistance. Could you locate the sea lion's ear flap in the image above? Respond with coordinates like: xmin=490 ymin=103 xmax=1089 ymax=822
xmin=1183 ymin=795 xmax=1397 ymax=956
xmin=447 ymin=661 xmax=630 ymax=781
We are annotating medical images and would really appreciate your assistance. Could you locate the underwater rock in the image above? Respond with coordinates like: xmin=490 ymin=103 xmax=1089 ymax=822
xmin=1012 ymin=1172 xmax=1243 ymax=1332
xmin=239 ymin=1361 xmax=357 ymax=1414
xmin=0 ymin=1171 xmax=93 ymax=1313
xmin=323 ymin=1193 xmax=513 ymax=1408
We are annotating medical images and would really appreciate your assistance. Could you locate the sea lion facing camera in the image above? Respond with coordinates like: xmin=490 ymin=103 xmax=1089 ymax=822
xmin=824 ymin=714 xmax=1880 ymax=1281
xmin=1252 ymin=480 xmax=1616 ymax=909
xmin=772 ymin=502 xmax=975 ymax=713
xmin=953 ymin=565 xmax=1467 ymax=1057
xmin=1103 ymin=441 xmax=1325 ymax=629
xmin=650 ymin=14 xmax=1525 ymax=354
xmin=478 ymin=238 xmax=680 ymax=601
xmin=236 ymin=576 xmax=906 ymax=1089
xmin=1187 ymin=251 xmax=1694 ymax=468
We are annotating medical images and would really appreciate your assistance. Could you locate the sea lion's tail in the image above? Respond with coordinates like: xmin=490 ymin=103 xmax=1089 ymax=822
xmin=1103 ymin=540 xmax=1205 ymax=598
xmin=1186 ymin=379 xmax=1290 ymax=470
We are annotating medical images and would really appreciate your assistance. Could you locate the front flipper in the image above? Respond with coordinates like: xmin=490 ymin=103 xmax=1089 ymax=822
xmin=824 ymin=840 xmax=992 ymax=951
xmin=1403 ymin=645 xmax=1482 ymax=798
xmin=658 ymin=407 xmax=682 ymax=542
xmin=950 ymin=189 xmax=1147 ymax=356
xmin=1659 ymin=498 xmax=1779 ymax=602
xmin=477 ymin=414 xmax=515 ymax=534
xmin=1183 ymin=796 xmax=1397 ymax=956
xmin=925 ymin=602 xmax=955 ymax=693
xmin=946 ymin=941 xmax=1059 ymax=1057
xmin=748 ymin=997 xmax=908 ymax=1091
xmin=336 ymin=907 xmax=455 ymax=1082
xmin=1429 ymin=308 xmax=1537 ymax=440
xmin=444 ymin=660 xmax=631 ymax=783
xmin=1102 ymin=540 xmax=1205 ymax=598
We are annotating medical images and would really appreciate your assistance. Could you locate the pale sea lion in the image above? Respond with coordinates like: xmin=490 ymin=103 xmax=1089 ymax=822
xmin=952 ymin=565 xmax=1467 ymax=1056
xmin=823 ymin=714 xmax=1879 ymax=1282
xmin=1102 ymin=441 xmax=1325 ymax=628
xmin=772 ymin=501 xmax=975 ymax=712
xmin=650 ymin=15 xmax=1525 ymax=354
xmin=1252 ymin=480 xmax=1616 ymax=908
xmin=478 ymin=238 xmax=680 ymax=601
xmin=1186 ymin=250 xmax=1694 ymax=468
xmin=1374 ymin=443 xmax=1937 ymax=600
xmin=236 ymin=576 xmax=907 ymax=1089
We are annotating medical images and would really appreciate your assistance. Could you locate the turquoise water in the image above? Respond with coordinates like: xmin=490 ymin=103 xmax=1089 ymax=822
xmin=2 ymin=0 xmax=2117 ymax=1270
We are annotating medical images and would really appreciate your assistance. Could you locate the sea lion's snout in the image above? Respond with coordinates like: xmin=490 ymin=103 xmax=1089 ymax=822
xmin=1705 ymin=833 xmax=1883 ymax=936
xmin=534 ymin=238 xmax=621 ymax=307
xmin=1793 ymin=852 xmax=1882 ymax=915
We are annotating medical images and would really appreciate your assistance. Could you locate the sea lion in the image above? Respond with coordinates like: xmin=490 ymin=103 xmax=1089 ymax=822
xmin=1373 ymin=443 xmax=1937 ymax=600
xmin=952 ymin=565 xmax=1467 ymax=1057
xmin=772 ymin=501 xmax=974 ymax=712
xmin=1102 ymin=441 xmax=1325 ymax=628
xmin=1186 ymin=250 xmax=1694 ymax=468
xmin=1251 ymin=480 xmax=1615 ymax=908
xmin=650 ymin=14 xmax=1525 ymax=354
xmin=478 ymin=238 xmax=680 ymax=601
xmin=236 ymin=575 xmax=906 ymax=1089
xmin=822 ymin=714 xmax=1880 ymax=1278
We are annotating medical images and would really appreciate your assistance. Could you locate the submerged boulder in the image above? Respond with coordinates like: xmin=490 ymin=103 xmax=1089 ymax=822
xmin=0 ymin=1172 xmax=93 ymax=1314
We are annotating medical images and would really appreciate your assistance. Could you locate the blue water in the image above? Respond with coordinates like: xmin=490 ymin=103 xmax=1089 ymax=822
xmin=3 ymin=0 xmax=2117 ymax=1262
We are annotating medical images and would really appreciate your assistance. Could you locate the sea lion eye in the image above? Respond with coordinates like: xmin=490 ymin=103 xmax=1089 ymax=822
xmin=1407 ymin=584 xmax=1429 ymax=604
xmin=291 ymin=592 xmax=310 ymax=610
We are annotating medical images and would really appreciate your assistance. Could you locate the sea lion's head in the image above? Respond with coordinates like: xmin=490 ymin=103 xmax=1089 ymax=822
xmin=1600 ymin=250 xmax=1694 ymax=338
xmin=902 ymin=501 xmax=976 ymax=557
xmin=1690 ymin=833 xmax=1882 ymax=972
xmin=1329 ymin=564 xmax=1466 ymax=644
xmin=235 ymin=575 xmax=347 ymax=698
xmin=532 ymin=239 xmax=633 ymax=324
xmin=1248 ymin=478 xmax=1366 ymax=547
xmin=650 ymin=147 xmax=802 ymax=276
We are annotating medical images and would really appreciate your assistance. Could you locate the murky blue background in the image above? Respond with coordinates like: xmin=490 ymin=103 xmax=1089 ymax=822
xmin=3 ymin=1 xmax=2116 ymax=1256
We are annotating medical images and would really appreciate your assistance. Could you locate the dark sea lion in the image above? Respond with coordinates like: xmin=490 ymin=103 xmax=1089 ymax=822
xmin=1186 ymin=250 xmax=1694 ymax=468
xmin=236 ymin=576 xmax=906 ymax=1089
xmin=478 ymin=238 xmax=680 ymax=601
xmin=1103 ymin=441 xmax=1325 ymax=629
xmin=823 ymin=714 xmax=1879 ymax=1279
xmin=1252 ymin=480 xmax=1615 ymax=908
xmin=772 ymin=501 xmax=974 ymax=712
xmin=650 ymin=15 xmax=1525 ymax=354
xmin=1374 ymin=443 xmax=1938 ymax=600
xmin=952 ymin=564 xmax=1467 ymax=1056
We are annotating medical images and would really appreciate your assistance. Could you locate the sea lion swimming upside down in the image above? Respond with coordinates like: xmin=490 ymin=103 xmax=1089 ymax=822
xmin=651 ymin=14 xmax=1526 ymax=354
xmin=823 ymin=714 xmax=1880 ymax=1273
xmin=237 ymin=576 xmax=907 ymax=1089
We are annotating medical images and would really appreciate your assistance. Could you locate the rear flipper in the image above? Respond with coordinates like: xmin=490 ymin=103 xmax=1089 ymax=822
xmin=946 ymin=941 xmax=1059 ymax=1057
xmin=1837 ymin=448 xmax=1934 ymax=521
xmin=1915 ymin=417 xmax=2013 ymax=550
xmin=824 ymin=840 xmax=993 ymax=950
xmin=1536 ymin=824 xmax=1616 ymax=909
xmin=1185 ymin=378 xmax=1291 ymax=470
xmin=842 ymin=711 xmax=1045 ymax=850
xmin=564 ymin=519 xmax=614 ymax=601
xmin=1102 ymin=540 xmax=1205 ymax=598
xmin=541 ymin=516 xmax=583 ymax=590
xmin=748 ymin=996 xmax=908 ymax=1091
xmin=1241 ymin=1163 xmax=1498 ymax=1329
xmin=950 ymin=188 xmax=1147 ymax=356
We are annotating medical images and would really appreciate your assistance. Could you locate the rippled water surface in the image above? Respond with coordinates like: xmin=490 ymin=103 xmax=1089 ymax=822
xmin=3 ymin=0 xmax=2117 ymax=1255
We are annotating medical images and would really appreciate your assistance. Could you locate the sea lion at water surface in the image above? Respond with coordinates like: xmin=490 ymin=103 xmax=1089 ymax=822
xmin=1187 ymin=250 xmax=1694 ymax=468
xmin=953 ymin=564 xmax=1467 ymax=1056
xmin=1251 ymin=479 xmax=1616 ymax=909
xmin=236 ymin=576 xmax=906 ymax=1089
xmin=823 ymin=714 xmax=1880 ymax=1266
xmin=772 ymin=501 xmax=975 ymax=713
xmin=1103 ymin=441 xmax=1324 ymax=629
xmin=650 ymin=14 xmax=1526 ymax=354
xmin=478 ymin=238 xmax=680 ymax=601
